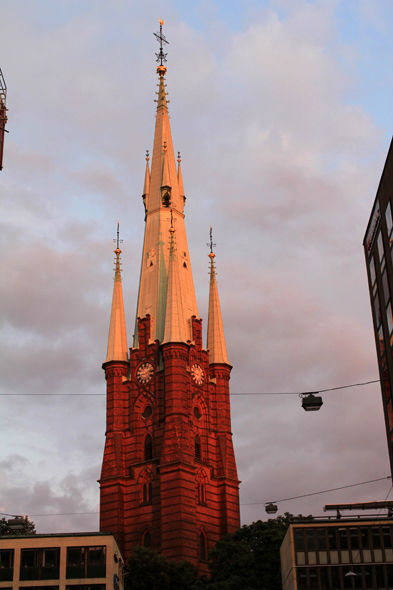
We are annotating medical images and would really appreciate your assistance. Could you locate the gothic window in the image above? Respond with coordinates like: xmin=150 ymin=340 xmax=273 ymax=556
xmin=197 ymin=468 xmax=207 ymax=505
xmin=142 ymin=531 xmax=151 ymax=549
xmin=162 ymin=191 xmax=171 ymax=207
xmin=199 ymin=531 xmax=207 ymax=561
xmin=142 ymin=482 xmax=153 ymax=503
xmin=144 ymin=434 xmax=153 ymax=461
xmin=195 ymin=435 xmax=201 ymax=461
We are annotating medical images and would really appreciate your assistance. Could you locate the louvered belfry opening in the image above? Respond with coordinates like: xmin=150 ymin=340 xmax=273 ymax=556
xmin=144 ymin=434 xmax=153 ymax=461
xmin=195 ymin=435 xmax=201 ymax=461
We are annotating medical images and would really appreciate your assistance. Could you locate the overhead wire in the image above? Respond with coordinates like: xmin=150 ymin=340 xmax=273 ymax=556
xmin=0 ymin=379 xmax=381 ymax=396
xmin=241 ymin=476 xmax=392 ymax=506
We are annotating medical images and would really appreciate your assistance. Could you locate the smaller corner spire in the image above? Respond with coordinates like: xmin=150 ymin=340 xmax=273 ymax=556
xmin=177 ymin=152 xmax=185 ymax=204
xmin=207 ymin=227 xmax=229 ymax=365
xmin=142 ymin=151 xmax=150 ymax=213
xmin=105 ymin=223 xmax=128 ymax=363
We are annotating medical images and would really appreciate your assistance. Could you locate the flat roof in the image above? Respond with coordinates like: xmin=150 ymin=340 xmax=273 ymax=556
xmin=0 ymin=532 xmax=115 ymax=540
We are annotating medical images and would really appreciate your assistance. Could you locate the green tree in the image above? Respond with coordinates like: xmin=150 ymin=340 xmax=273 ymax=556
xmin=124 ymin=545 xmax=205 ymax=590
xmin=0 ymin=516 xmax=36 ymax=535
xmin=208 ymin=514 xmax=294 ymax=590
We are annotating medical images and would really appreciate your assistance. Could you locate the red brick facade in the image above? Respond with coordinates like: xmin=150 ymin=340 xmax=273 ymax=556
xmin=99 ymin=315 xmax=240 ymax=570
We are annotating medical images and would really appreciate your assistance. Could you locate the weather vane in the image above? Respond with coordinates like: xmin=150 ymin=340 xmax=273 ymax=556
xmin=113 ymin=221 xmax=123 ymax=250
xmin=153 ymin=18 xmax=169 ymax=65
xmin=207 ymin=225 xmax=216 ymax=254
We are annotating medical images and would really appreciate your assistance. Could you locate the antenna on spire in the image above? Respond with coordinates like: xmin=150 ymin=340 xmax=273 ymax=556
xmin=146 ymin=150 xmax=149 ymax=161
xmin=177 ymin=151 xmax=181 ymax=163
xmin=207 ymin=225 xmax=216 ymax=254
xmin=113 ymin=221 xmax=124 ymax=250
xmin=153 ymin=18 xmax=169 ymax=66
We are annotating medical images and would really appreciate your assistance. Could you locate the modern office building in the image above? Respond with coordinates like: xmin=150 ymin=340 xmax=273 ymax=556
xmin=99 ymin=22 xmax=240 ymax=571
xmin=0 ymin=532 xmax=124 ymax=590
xmin=281 ymin=513 xmax=393 ymax=590
xmin=364 ymin=138 xmax=393 ymax=478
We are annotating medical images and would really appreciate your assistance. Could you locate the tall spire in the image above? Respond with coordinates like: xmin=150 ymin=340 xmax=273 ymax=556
xmin=207 ymin=227 xmax=229 ymax=365
xmin=105 ymin=223 xmax=128 ymax=363
xmin=162 ymin=212 xmax=187 ymax=344
xmin=134 ymin=21 xmax=198 ymax=345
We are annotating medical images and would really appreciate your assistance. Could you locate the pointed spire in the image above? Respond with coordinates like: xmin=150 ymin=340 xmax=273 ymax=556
xmin=134 ymin=22 xmax=199 ymax=345
xmin=163 ymin=213 xmax=187 ymax=344
xmin=142 ymin=150 xmax=150 ymax=213
xmin=105 ymin=223 xmax=128 ymax=363
xmin=177 ymin=152 xmax=185 ymax=211
xmin=143 ymin=150 xmax=150 ymax=197
xmin=207 ymin=227 xmax=229 ymax=365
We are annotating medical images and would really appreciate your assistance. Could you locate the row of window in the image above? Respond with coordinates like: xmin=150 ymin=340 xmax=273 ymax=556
xmin=295 ymin=526 xmax=393 ymax=553
xmin=138 ymin=468 xmax=208 ymax=506
xmin=142 ymin=434 xmax=203 ymax=462
xmin=297 ymin=564 xmax=393 ymax=590
xmin=0 ymin=546 xmax=106 ymax=582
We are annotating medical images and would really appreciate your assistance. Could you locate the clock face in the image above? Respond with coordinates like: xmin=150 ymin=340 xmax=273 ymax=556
xmin=136 ymin=362 xmax=154 ymax=384
xmin=191 ymin=363 xmax=205 ymax=386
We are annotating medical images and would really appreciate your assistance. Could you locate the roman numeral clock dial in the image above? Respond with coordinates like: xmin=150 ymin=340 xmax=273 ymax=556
xmin=136 ymin=362 xmax=154 ymax=384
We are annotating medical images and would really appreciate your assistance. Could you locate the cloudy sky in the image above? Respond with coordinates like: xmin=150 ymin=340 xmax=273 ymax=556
xmin=1 ymin=0 xmax=393 ymax=535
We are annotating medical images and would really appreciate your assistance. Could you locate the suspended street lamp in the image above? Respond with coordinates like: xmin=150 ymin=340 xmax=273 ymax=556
xmin=265 ymin=503 xmax=278 ymax=515
xmin=300 ymin=392 xmax=323 ymax=411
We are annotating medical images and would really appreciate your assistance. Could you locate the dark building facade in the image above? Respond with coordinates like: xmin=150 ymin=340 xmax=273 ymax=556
xmin=364 ymin=138 xmax=393 ymax=478
xmin=281 ymin=516 xmax=393 ymax=590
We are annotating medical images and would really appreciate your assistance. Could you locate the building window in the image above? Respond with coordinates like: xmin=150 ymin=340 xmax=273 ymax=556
xmin=66 ymin=547 xmax=105 ymax=579
xmin=195 ymin=435 xmax=201 ymax=461
xmin=386 ymin=202 xmax=393 ymax=239
xmin=0 ymin=550 xmax=14 ymax=582
xmin=142 ymin=482 xmax=152 ymax=503
xmin=378 ymin=231 xmax=386 ymax=270
xmin=317 ymin=528 xmax=327 ymax=551
xmin=20 ymin=549 xmax=60 ymax=581
xmin=66 ymin=586 xmax=105 ymax=590
xmin=374 ymin=293 xmax=382 ymax=328
xmin=142 ymin=531 xmax=151 ymax=548
xmin=144 ymin=434 xmax=153 ymax=461
xmin=199 ymin=531 xmax=207 ymax=561
xmin=383 ymin=526 xmax=392 ymax=548
xmin=369 ymin=257 xmax=377 ymax=296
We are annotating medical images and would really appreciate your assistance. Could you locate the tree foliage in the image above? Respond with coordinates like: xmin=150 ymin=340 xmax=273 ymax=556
xmin=123 ymin=515 xmax=295 ymax=590
xmin=125 ymin=545 xmax=204 ymax=590
xmin=207 ymin=514 xmax=294 ymax=590
xmin=0 ymin=516 xmax=36 ymax=535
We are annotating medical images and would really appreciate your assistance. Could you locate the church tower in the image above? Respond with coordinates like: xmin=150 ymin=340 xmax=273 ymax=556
xmin=99 ymin=21 xmax=240 ymax=571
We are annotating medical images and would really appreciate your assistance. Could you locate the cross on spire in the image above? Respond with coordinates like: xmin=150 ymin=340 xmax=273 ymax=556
xmin=207 ymin=225 xmax=216 ymax=254
xmin=113 ymin=221 xmax=123 ymax=250
xmin=153 ymin=18 xmax=169 ymax=66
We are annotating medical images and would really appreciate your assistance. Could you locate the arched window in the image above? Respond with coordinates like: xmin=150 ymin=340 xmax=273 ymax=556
xmin=197 ymin=468 xmax=208 ymax=505
xmin=143 ymin=531 xmax=151 ymax=548
xmin=199 ymin=531 xmax=207 ymax=561
xmin=144 ymin=434 xmax=152 ymax=461
xmin=195 ymin=435 xmax=201 ymax=461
